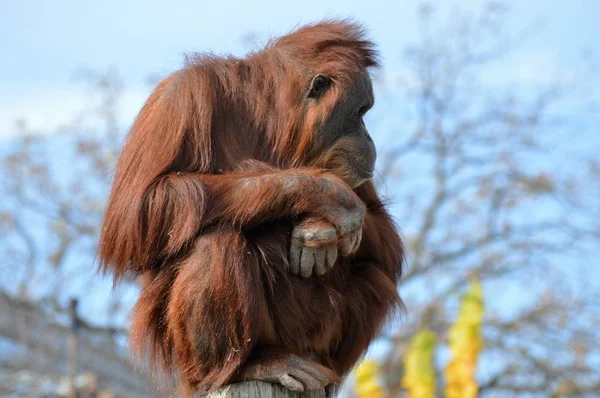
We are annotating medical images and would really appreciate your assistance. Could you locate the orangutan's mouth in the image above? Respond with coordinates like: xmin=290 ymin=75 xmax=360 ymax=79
xmin=351 ymin=159 xmax=374 ymax=178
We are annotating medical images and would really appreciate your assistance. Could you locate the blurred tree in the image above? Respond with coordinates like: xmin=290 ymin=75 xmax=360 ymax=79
xmin=0 ymin=69 xmax=129 ymax=319
xmin=374 ymin=2 xmax=600 ymax=397
xmin=1 ymin=1 xmax=599 ymax=396
xmin=0 ymin=69 xmax=149 ymax=395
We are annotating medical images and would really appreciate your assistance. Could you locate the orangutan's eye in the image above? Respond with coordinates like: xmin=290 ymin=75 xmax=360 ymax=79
xmin=308 ymin=74 xmax=332 ymax=99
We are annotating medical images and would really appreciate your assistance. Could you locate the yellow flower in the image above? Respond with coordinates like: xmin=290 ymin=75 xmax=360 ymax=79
xmin=444 ymin=280 xmax=484 ymax=398
xmin=355 ymin=359 xmax=385 ymax=398
xmin=401 ymin=330 xmax=437 ymax=398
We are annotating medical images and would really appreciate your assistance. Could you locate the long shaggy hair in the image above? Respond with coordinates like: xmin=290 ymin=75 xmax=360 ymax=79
xmin=98 ymin=20 xmax=403 ymax=395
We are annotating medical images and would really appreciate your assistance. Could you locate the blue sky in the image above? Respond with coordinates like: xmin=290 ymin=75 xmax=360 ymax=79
xmin=1 ymin=0 xmax=598 ymax=312
xmin=1 ymin=2 xmax=599 ymax=390
xmin=1 ymin=0 xmax=599 ymax=137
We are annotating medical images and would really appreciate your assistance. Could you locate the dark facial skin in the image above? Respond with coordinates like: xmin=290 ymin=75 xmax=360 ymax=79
xmin=308 ymin=70 xmax=377 ymax=188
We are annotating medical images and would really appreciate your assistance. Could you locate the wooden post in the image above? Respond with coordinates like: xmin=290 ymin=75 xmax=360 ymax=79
xmin=204 ymin=381 xmax=326 ymax=398
xmin=68 ymin=298 xmax=80 ymax=398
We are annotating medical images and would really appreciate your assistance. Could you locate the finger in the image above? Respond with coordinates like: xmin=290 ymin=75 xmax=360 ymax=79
xmin=326 ymin=246 xmax=337 ymax=270
xmin=287 ymin=368 xmax=326 ymax=390
xmin=313 ymin=249 xmax=327 ymax=276
xmin=340 ymin=235 xmax=354 ymax=256
xmin=341 ymin=229 xmax=362 ymax=256
xmin=350 ymin=233 xmax=359 ymax=253
xmin=336 ymin=208 xmax=364 ymax=236
xmin=294 ymin=358 xmax=330 ymax=385
xmin=310 ymin=226 xmax=337 ymax=243
xmin=354 ymin=228 xmax=363 ymax=252
xmin=279 ymin=374 xmax=304 ymax=392
xmin=289 ymin=244 xmax=301 ymax=275
xmin=302 ymin=228 xmax=337 ymax=248
xmin=300 ymin=249 xmax=315 ymax=278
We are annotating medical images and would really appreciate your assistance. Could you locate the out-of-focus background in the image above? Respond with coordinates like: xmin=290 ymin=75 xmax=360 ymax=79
xmin=1 ymin=0 xmax=599 ymax=397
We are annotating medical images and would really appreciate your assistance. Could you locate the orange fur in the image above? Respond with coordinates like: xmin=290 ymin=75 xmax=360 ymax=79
xmin=98 ymin=20 xmax=403 ymax=394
